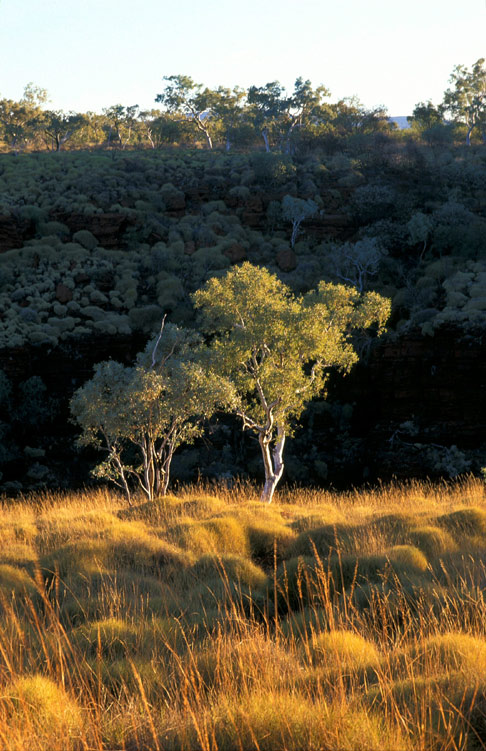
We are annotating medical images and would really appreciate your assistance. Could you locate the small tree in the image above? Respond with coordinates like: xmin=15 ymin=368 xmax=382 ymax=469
xmin=37 ymin=110 xmax=85 ymax=151
xmin=0 ymin=83 xmax=48 ymax=153
xmin=281 ymin=195 xmax=319 ymax=248
xmin=407 ymin=212 xmax=433 ymax=258
xmin=70 ymin=322 xmax=234 ymax=503
xmin=328 ymin=238 xmax=384 ymax=292
xmin=284 ymin=77 xmax=331 ymax=154
xmin=443 ymin=58 xmax=486 ymax=145
xmin=102 ymin=104 xmax=140 ymax=149
xmin=247 ymin=81 xmax=288 ymax=152
xmin=408 ymin=100 xmax=445 ymax=132
xmin=193 ymin=263 xmax=390 ymax=503
xmin=203 ymin=85 xmax=247 ymax=151
xmin=155 ymin=75 xmax=215 ymax=149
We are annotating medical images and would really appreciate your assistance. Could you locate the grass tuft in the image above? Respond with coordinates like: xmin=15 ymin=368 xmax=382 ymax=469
xmin=0 ymin=674 xmax=84 ymax=749
xmin=408 ymin=524 xmax=457 ymax=558
xmin=311 ymin=629 xmax=381 ymax=673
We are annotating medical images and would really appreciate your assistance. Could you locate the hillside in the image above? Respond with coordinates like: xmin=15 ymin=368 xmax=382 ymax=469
xmin=0 ymin=144 xmax=486 ymax=491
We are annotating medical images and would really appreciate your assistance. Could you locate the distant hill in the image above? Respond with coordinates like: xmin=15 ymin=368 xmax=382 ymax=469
xmin=389 ymin=116 xmax=411 ymax=130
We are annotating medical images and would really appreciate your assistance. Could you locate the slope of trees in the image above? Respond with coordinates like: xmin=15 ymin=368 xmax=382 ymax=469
xmin=1 ymin=61 xmax=486 ymax=493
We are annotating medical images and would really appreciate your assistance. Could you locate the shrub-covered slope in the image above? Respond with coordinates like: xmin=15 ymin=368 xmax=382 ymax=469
xmin=1 ymin=145 xmax=486 ymax=490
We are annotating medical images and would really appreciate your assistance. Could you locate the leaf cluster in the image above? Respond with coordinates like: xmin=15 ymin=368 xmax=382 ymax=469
xmin=193 ymin=263 xmax=390 ymax=431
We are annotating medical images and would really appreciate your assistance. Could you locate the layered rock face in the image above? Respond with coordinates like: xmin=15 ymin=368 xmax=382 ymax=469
xmin=362 ymin=327 xmax=486 ymax=443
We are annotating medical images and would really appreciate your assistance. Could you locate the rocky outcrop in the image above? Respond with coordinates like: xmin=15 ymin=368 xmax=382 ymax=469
xmin=240 ymin=196 xmax=265 ymax=228
xmin=276 ymin=248 xmax=297 ymax=272
xmin=55 ymin=283 xmax=73 ymax=304
xmin=351 ymin=326 xmax=486 ymax=444
xmin=305 ymin=214 xmax=355 ymax=241
xmin=0 ymin=215 xmax=32 ymax=253
xmin=53 ymin=212 xmax=132 ymax=249
xmin=223 ymin=242 xmax=247 ymax=264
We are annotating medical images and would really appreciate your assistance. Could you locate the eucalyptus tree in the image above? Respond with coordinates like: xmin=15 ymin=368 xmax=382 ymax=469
xmin=284 ymin=77 xmax=331 ymax=153
xmin=155 ymin=75 xmax=216 ymax=149
xmin=327 ymin=238 xmax=384 ymax=292
xmin=247 ymin=81 xmax=288 ymax=151
xmin=102 ymin=104 xmax=140 ymax=149
xmin=281 ymin=195 xmax=319 ymax=248
xmin=204 ymin=85 xmax=247 ymax=150
xmin=0 ymin=83 xmax=48 ymax=153
xmin=332 ymin=96 xmax=390 ymax=137
xmin=443 ymin=58 xmax=486 ymax=145
xmin=193 ymin=263 xmax=390 ymax=503
xmin=407 ymin=101 xmax=453 ymax=146
xmin=37 ymin=110 xmax=86 ymax=151
xmin=69 ymin=111 xmax=106 ymax=148
xmin=139 ymin=109 xmax=192 ymax=147
xmin=408 ymin=101 xmax=444 ymax=132
xmin=0 ymin=99 xmax=31 ymax=152
xmin=70 ymin=322 xmax=235 ymax=503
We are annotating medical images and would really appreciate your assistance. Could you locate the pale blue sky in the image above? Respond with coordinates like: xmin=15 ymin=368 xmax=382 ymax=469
xmin=1 ymin=0 xmax=485 ymax=116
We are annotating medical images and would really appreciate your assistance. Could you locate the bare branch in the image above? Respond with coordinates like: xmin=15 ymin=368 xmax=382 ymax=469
xmin=151 ymin=314 xmax=167 ymax=369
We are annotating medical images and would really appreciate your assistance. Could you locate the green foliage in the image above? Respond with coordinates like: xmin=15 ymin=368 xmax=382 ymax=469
xmin=71 ymin=322 xmax=235 ymax=501
xmin=195 ymin=262 xmax=389 ymax=433
xmin=325 ymin=238 xmax=384 ymax=292
xmin=443 ymin=58 xmax=486 ymax=144
xmin=281 ymin=195 xmax=318 ymax=248
xmin=72 ymin=229 xmax=98 ymax=249
xmin=194 ymin=263 xmax=390 ymax=502
xmin=16 ymin=376 xmax=55 ymax=427
xmin=249 ymin=152 xmax=296 ymax=184
xmin=352 ymin=184 xmax=396 ymax=223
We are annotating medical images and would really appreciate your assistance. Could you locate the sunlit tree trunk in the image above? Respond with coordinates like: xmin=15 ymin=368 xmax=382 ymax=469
xmin=259 ymin=425 xmax=285 ymax=503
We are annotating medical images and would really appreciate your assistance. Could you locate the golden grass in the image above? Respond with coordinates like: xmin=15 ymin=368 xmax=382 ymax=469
xmin=311 ymin=629 xmax=381 ymax=671
xmin=0 ymin=477 xmax=484 ymax=749
xmin=0 ymin=674 xmax=85 ymax=750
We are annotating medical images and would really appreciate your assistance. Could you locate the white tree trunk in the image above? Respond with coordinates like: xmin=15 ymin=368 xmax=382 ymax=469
xmin=259 ymin=426 xmax=285 ymax=503
xmin=114 ymin=454 xmax=132 ymax=505
xmin=262 ymin=127 xmax=270 ymax=153
xmin=290 ymin=220 xmax=301 ymax=248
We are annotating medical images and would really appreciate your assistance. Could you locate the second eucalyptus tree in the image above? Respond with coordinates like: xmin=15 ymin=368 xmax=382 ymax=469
xmin=70 ymin=322 xmax=235 ymax=503
xmin=193 ymin=263 xmax=390 ymax=503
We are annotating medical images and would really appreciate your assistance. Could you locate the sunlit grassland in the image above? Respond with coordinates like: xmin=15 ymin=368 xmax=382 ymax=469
xmin=0 ymin=478 xmax=486 ymax=750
